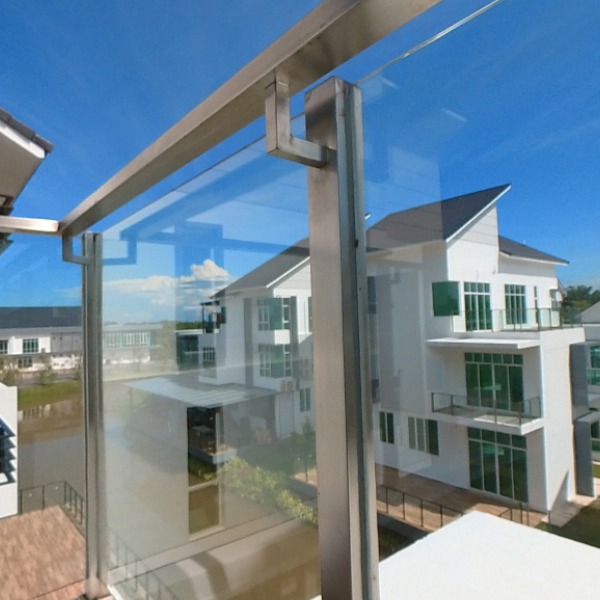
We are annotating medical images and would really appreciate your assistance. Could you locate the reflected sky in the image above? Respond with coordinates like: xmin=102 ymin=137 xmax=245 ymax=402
xmin=1 ymin=0 xmax=598 ymax=313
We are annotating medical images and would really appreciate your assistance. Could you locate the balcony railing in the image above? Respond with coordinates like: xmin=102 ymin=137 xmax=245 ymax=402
xmin=432 ymin=392 xmax=542 ymax=426
xmin=461 ymin=308 xmax=577 ymax=332
xmin=495 ymin=308 xmax=562 ymax=331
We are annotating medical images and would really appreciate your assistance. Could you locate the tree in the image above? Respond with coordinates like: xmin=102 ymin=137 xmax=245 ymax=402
xmin=36 ymin=351 xmax=56 ymax=386
xmin=562 ymin=285 xmax=600 ymax=314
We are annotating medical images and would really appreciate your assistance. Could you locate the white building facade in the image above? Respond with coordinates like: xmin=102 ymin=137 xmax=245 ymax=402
xmin=196 ymin=185 xmax=594 ymax=514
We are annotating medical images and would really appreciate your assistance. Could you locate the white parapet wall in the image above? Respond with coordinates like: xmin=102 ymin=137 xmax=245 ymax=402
xmin=0 ymin=382 xmax=18 ymax=519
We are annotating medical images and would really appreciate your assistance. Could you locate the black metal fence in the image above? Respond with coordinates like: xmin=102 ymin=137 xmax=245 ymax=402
xmin=19 ymin=480 xmax=85 ymax=533
xmin=377 ymin=484 xmax=463 ymax=530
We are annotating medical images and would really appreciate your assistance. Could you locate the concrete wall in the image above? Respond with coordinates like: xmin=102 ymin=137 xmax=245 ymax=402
xmin=538 ymin=328 xmax=585 ymax=510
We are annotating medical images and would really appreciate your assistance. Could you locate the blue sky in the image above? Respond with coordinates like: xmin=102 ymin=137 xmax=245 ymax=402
xmin=1 ymin=0 xmax=599 ymax=317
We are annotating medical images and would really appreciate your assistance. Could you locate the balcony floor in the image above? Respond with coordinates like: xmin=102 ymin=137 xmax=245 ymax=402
xmin=0 ymin=505 xmax=84 ymax=600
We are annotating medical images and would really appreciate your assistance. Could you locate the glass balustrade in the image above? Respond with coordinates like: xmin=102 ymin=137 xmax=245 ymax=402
xmin=0 ymin=234 xmax=84 ymax=598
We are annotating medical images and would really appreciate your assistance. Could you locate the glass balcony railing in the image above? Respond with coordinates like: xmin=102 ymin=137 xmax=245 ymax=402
xmin=459 ymin=308 xmax=574 ymax=333
xmin=495 ymin=308 xmax=563 ymax=331
xmin=431 ymin=392 xmax=542 ymax=426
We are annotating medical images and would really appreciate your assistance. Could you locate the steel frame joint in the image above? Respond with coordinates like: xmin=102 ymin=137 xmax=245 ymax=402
xmin=266 ymin=74 xmax=330 ymax=168
xmin=62 ymin=234 xmax=91 ymax=265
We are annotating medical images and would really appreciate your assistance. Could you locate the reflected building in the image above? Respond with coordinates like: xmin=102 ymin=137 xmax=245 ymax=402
xmin=171 ymin=184 xmax=596 ymax=513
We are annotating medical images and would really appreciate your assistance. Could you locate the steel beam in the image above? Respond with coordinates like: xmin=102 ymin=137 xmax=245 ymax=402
xmin=59 ymin=0 xmax=439 ymax=237
xmin=0 ymin=215 xmax=59 ymax=235
xmin=306 ymin=77 xmax=379 ymax=600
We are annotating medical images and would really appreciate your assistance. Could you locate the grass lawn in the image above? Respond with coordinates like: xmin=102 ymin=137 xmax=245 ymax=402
xmin=539 ymin=496 xmax=600 ymax=548
xmin=18 ymin=380 xmax=82 ymax=410
xmin=593 ymin=463 xmax=600 ymax=478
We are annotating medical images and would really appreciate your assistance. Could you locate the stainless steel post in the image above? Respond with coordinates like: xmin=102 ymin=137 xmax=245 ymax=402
xmin=306 ymin=77 xmax=379 ymax=600
xmin=82 ymin=232 xmax=108 ymax=599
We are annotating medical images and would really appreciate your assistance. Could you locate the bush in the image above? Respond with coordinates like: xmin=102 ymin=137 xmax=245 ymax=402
xmin=222 ymin=457 xmax=317 ymax=526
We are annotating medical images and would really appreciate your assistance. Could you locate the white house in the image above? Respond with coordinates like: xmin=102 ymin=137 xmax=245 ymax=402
xmin=177 ymin=185 xmax=595 ymax=514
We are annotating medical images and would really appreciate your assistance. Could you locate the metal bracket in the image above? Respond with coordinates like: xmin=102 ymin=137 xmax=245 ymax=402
xmin=62 ymin=234 xmax=90 ymax=265
xmin=266 ymin=74 xmax=330 ymax=167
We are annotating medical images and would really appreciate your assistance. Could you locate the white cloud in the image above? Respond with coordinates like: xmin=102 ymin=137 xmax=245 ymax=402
xmin=104 ymin=259 xmax=232 ymax=296
xmin=104 ymin=274 xmax=178 ymax=294
xmin=180 ymin=259 xmax=230 ymax=282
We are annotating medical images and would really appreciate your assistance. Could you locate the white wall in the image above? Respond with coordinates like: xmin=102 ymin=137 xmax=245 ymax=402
xmin=538 ymin=328 xmax=585 ymax=511
xmin=0 ymin=382 xmax=18 ymax=519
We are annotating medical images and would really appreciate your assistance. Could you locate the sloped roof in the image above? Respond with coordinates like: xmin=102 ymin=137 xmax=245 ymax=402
xmin=218 ymin=185 xmax=564 ymax=294
xmin=216 ymin=238 xmax=309 ymax=296
xmin=0 ymin=306 xmax=81 ymax=330
xmin=498 ymin=236 xmax=567 ymax=265
xmin=366 ymin=185 xmax=509 ymax=251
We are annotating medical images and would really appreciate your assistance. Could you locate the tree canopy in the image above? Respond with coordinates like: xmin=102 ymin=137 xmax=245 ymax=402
xmin=562 ymin=285 xmax=600 ymax=313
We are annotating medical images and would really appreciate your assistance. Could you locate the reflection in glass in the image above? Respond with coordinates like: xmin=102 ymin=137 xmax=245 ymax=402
xmin=101 ymin=145 xmax=321 ymax=599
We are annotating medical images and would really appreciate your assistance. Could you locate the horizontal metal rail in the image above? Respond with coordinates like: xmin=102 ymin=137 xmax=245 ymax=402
xmin=377 ymin=484 xmax=463 ymax=530
xmin=59 ymin=0 xmax=439 ymax=237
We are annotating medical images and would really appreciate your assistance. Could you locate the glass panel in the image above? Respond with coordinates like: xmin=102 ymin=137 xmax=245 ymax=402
xmin=479 ymin=364 xmax=494 ymax=407
xmin=482 ymin=443 xmax=498 ymax=494
xmin=512 ymin=449 xmax=528 ymax=503
xmin=498 ymin=446 xmax=513 ymax=498
xmin=359 ymin=0 xmax=600 ymax=567
xmin=432 ymin=281 xmax=460 ymax=316
xmin=0 ymin=234 xmax=84 ymax=597
xmin=468 ymin=441 xmax=483 ymax=490
xmin=494 ymin=365 xmax=509 ymax=411
xmin=101 ymin=139 xmax=320 ymax=599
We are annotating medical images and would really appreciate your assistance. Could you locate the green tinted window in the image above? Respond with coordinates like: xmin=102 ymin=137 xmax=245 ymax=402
xmin=432 ymin=281 xmax=460 ymax=316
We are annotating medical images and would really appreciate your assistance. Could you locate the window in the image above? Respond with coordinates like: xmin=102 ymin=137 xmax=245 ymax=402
xmin=432 ymin=281 xmax=460 ymax=316
xmin=300 ymin=388 xmax=311 ymax=412
xmin=407 ymin=417 xmax=439 ymax=455
xmin=257 ymin=297 xmax=292 ymax=331
xmin=468 ymin=427 xmax=528 ymax=502
xmin=17 ymin=356 xmax=33 ymax=369
xmin=202 ymin=347 xmax=216 ymax=368
xmin=550 ymin=288 xmax=561 ymax=311
xmin=379 ymin=411 xmax=395 ymax=444
xmin=464 ymin=282 xmax=492 ymax=331
xmin=465 ymin=353 xmax=524 ymax=413
xmin=22 ymin=338 xmax=38 ymax=354
xmin=591 ymin=346 xmax=600 ymax=369
xmin=505 ymin=284 xmax=527 ymax=325
xmin=0 ymin=340 xmax=7 ymax=355
xmin=258 ymin=344 xmax=292 ymax=378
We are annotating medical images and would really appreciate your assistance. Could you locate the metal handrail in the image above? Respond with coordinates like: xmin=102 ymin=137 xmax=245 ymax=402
xmin=431 ymin=392 xmax=542 ymax=425
xmin=377 ymin=484 xmax=464 ymax=529
xmin=18 ymin=480 xmax=180 ymax=600
xmin=58 ymin=0 xmax=439 ymax=237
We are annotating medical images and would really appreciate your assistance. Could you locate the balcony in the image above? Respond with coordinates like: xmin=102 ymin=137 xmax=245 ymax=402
xmin=494 ymin=308 xmax=564 ymax=331
xmin=459 ymin=308 xmax=573 ymax=333
xmin=431 ymin=392 xmax=543 ymax=433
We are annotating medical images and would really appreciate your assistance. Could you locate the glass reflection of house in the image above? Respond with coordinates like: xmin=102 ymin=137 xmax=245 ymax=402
xmin=182 ymin=184 xmax=596 ymax=514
